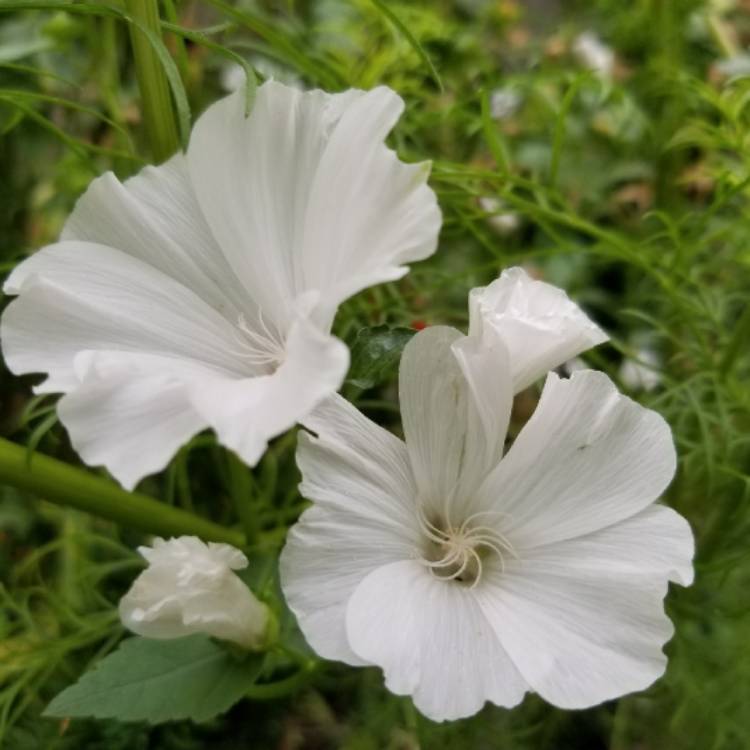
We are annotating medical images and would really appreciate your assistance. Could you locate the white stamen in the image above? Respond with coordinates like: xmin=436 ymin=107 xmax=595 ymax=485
xmin=416 ymin=505 xmax=451 ymax=545
xmin=228 ymin=312 xmax=286 ymax=369
xmin=417 ymin=502 xmax=518 ymax=586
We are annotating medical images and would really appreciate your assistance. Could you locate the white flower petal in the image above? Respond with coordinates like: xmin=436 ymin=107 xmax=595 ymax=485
xmin=188 ymin=317 xmax=349 ymax=468
xmin=141 ymin=537 xmax=248 ymax=570
xmin=399 ymin=326 xmax=469 ymax=508
xmin=476 ymin=369 xmax=676 ymax=548
xmin=345 ymin=559 xmax=529 ymax=721
xmin=296 ymin=89 xmax=441 ymax=329
xmin=281 ymin=505 xmax=414 ymax=666
xmin=281 ymin=395 xmax=417 ymax=665
xmin=57 ymin=352 xmax=206 ymax=490
xmin=475 ymin=505 xmax=693 ymax=709
xmin=187 ymin=81 xmax=440 ymax=331
xmin=399 ymin=326 xmax=512 ymax=514
xmin=1 ymin=241 xmax=246 ymax=393
xmin=301 ymin=393 xmax=415 ymax=516
xmin=469 ymin=267 xmax=608 ymax=392
xmin=451 ymin=325 xmax=512 ymax=505
xmin=176 ymin=574 xmax=268 ymax=647
xmin=60 ymin=154 xmax=250 ymax=319
xmin=206 ymin=542 xmax=249 ymax=570
xmin=119 ymin=583 xmax=188 ymax=640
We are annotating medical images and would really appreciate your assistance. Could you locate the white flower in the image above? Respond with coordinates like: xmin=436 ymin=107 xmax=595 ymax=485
xmin=469 ymin=266 xmax=609 ymax=392
xmin=573 ymin=31 xmax=615 ymax=78
xmin=119 ymin=536 xmax=270 ymax=650
xmin=620 ymin=347 xmax=661 ymax=392
xmin=1 ymin=80 xmax=440 ymax=489
xmin=281 ymin=286 xmax=693 ymax=721
xmin=478 ymin=197 xmax=521 ymax=236
xmin=489 ymin=88 xmax=522 ymax=120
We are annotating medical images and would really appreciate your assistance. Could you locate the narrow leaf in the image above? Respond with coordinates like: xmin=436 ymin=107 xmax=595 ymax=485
xmin=161 ymin=21 xmax=257 ymax=116
xmin=370 ymin=0 xmax=443 ymax=91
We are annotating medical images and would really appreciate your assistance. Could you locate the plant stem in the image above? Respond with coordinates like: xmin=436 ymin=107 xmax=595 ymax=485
xmin=124 ymin=0 xmax=179 ymax=162
xmin=59 ymin=509 xmax=88 ymax=611
xmin=244 ymin=663 xmax=317 ymax=700
xmin=0 ymin=438 xmax=244 ymax=546
xmin=227 ymin=451 xmax=259 ymax=543
xmin=706 ymin=13 xmax=740 ymax=58
xmin=161 ymin=0 xmax=190 ymax=84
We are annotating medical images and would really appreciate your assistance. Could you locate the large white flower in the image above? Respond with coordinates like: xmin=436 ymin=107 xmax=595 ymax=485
xmin=1 ymin=81 xmax=440 ymax=489
xmin=120 ymin=536 xmax=270 ymax=650
xmin=280 ymin=283 xmax=692 ymax=722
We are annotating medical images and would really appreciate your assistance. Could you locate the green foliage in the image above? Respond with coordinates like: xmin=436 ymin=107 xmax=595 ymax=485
xmin=45 ymin=635 xmax=264 ymax=724
xmin=0 ymin=0 xmax=749 ymax=748
xmin=347 ymin=325 xmax=416 ymax=390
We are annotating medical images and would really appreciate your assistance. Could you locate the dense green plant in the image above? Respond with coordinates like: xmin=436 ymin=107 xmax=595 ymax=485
xmin=0 ymin=0 xmax=748 ymax=747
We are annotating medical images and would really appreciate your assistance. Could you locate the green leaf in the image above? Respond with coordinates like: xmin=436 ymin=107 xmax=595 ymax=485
xmin=44 ymin=635 xmax=264 ymax=724
xmin=347 ymin=325 xmax=416 ymax=390
xmin=0 ymin=1 xmax=190 ymax=155
xmin=160 ymin=21 xmax=257 ymax=116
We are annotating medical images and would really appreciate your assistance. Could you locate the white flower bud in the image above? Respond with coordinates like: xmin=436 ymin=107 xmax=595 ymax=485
xmin=119 ymin=536 xmax=270 ymax=650
xmin=469 ymin=267 xmax=608 ymax=392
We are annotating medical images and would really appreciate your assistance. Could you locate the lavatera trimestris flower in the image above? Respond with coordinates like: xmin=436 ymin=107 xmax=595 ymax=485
xmin=0 ymin=81 xmax=440 ymax=489
xmin=119 ymin=536 xmax=271 ymax=650
xmin=280 ymin=268 xmax=693 ymax=722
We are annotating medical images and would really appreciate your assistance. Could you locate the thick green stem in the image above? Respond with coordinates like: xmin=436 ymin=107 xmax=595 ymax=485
xmin=244 ymin=663 xmax=317 ymax=700
xmin=0 ymin=438 xmax=244 ymax=547
xmin=125 ymin=0 xmax=179 ymax=162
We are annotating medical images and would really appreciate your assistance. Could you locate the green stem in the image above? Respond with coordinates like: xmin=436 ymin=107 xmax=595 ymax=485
xmin=706 ymin=13 xmax=739 ymax=58
xmin=0 ymin=438 xmax=244 ymax=546
xmin=227 ymin=451 xmax=259 ymax=543
xmin=99 ymin=18 xmax=126 ymax=136
xmin=161 ymin=0 xmax=190 ymax=84
xmin=480 ymin=89 xmax=510 ymax=177
xmin=125 ymin=0 xmax=179 ymax=162
xmin=58 ymin=510 xmax=87 ymax=610
xmin=550 ymin=77 xmax=585 ymax=190
xmin=244 ymin=664 xmax=317 ymax=700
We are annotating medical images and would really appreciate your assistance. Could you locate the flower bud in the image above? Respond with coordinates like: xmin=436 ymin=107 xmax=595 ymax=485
xmin=119 ymin=536 xmax=271 ymax=650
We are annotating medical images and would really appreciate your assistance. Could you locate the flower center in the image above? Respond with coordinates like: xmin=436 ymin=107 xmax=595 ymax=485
xmin=229 ymin=312 xmax=286 ymax=372
xmin=417 ymin=508 xmax=516 ymax=588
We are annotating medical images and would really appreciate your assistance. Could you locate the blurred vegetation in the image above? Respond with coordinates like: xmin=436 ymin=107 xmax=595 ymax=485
xmin=0 ymin=0 xmax=749 ymax=748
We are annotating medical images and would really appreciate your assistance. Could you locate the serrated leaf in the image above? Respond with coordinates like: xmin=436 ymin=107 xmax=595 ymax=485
xmin=44 ymin=635 xmax=264 ymax=725
xmin=347 ymin=325 xmax=416 ymax=390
